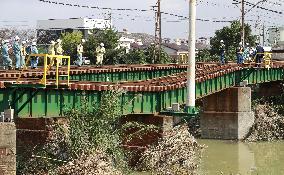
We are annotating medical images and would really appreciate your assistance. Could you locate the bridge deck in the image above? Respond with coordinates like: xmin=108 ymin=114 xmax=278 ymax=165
xmin=0 ymin=63 xmax=283 ymax=117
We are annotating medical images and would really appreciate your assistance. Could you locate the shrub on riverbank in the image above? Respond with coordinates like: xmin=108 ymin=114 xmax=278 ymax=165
xmin=139 ymin=125 xmax=203 ymax=175
xmin=246 ymin=104 xmax=284 ymax=142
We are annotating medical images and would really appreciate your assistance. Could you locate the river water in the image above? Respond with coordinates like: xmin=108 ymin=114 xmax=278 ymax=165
xmin=198 ymin=140 xmax=284 ymax=175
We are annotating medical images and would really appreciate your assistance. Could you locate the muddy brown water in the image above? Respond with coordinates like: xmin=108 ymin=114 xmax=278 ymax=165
xmin=198 ymin=140 xmax=284 ymax=175
xmin=133 ymin=140 xmax=284 ymax=175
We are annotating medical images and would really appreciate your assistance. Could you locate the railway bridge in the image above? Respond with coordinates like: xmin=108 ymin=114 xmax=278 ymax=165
xmin=1 ymin=62 xmax=284 ymax=139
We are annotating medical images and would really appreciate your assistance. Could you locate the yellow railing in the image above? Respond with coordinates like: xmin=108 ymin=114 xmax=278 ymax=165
xmin=17 ymin=54 xmax=71 ymax=88
xmin=253 ymin=52 xmax=272 ymax=68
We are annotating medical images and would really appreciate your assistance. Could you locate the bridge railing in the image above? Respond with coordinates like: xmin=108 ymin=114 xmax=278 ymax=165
xmin=17 ymin=54 xmax=71 ymax=88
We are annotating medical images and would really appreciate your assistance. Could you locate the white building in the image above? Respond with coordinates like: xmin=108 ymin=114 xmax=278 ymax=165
xmin=36 ymin=18 xmax=112 ymax=44
xmin=268 ymin=28 xmax=279 ymax=46
xmin=118 ymin=37 xmax=135 ymax=53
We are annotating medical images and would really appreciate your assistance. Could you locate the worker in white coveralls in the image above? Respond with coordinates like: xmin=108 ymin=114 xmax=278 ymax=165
xmin=1 ymin=40 xmax=12 ymax=70
xmin=30 ymin=42 xmax=39 ymax=69
xmin=48 ymin=40 xmax=56 ymax=67
xmin=74 ymin=39 xmax=85 ymax=66
xmin=13 ymin=36 xmax=22 ymax=70
xmin=55 ymin=39 xmax=64 ymax=65
xmin=96 ymin=43 xmax=105 ymax=66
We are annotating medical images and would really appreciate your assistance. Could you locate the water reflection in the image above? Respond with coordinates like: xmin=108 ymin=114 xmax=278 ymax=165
xmin=198 ymin=140 xmax=284 ymax=175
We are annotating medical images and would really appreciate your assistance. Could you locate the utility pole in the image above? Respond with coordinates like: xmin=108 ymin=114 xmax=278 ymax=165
xmin=262 ymin=23 xmax=265 ymax=46
xmin=186 ymin=0 xmax=196 ymax=114
xmin=108 ymin=11 xmax=112 ymax=29
xmin=153 ymin=0 xmax=162 ymax=64
xmin=241 ymin=0 xmax=245 ymax=46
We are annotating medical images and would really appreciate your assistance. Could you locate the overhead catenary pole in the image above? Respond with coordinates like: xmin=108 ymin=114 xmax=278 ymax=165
xmin=153 ymin=0 xmax=162 ymax=64
xmin=186 ymin=0 xmax=196 ymax=113
xmin=241 ymin=0 xmax=245 ymax=46
xmin=262 ymin=23 xmax=265 ymax=46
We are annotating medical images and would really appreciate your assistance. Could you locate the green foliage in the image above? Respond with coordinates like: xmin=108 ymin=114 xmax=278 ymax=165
xmin=17 ymin=90 xmax=160 ymax=174
xmin=60 ymin=29 xmax=170 ymax=65
xmin=120 ymin=49 xmax=147 ymax=64
xmin=210 ymin=21 xmax=257 ymax=61
xmin=196 ymin=49 xmax=211 ymax=62
xmin=144 ymin=45 xmax=171 ymax=64
xmin=61 ymin=31 xmax=83 ymax=62
xmin=84 ymin=29 xmax=124 ymax=64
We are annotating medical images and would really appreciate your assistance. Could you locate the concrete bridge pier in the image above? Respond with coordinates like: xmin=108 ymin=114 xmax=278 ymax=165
xmin=201 ymin=87 xmax=254 ymax=140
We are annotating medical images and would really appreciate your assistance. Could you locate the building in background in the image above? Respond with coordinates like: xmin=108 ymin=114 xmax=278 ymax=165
xmin=118 ymin=37 xmax=135 ymax=53
xmin=36 ymin=18 xmax=112 ymax=44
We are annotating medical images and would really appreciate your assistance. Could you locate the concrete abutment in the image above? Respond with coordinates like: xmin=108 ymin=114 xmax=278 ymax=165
xmin=201 ymin=87 xmax=254 ymax=140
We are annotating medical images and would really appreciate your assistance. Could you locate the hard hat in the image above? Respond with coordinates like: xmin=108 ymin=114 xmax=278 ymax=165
xmin=81 ymin=39 xmax=86 ymax=43
xmin=246 ymin=43 xmax=249 ymax=46
xmin=239 ymin=42 xmax=242 ymax=46
xmin=15 ymin=36 xmax=20 ymax=41
xmin=22 ymin=41 xmax=26 ymax=44
xmin=32 ymin=42 xmax=37 ymax=46
xmin=100 ymin=43 xmax=104 ymax=47
xmin=220 ymin=40 xmax=224 ymax=43
xmin=56 ymin=39 xmax=62 ymax=43
xmin=50 ymin=40 xmax=55 ymax=45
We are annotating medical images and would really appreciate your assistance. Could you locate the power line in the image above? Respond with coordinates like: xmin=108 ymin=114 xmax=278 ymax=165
xmin=37 ymin=0 xmax=234 ymax=23
xmin=232 ymin=0 xmax=283 ymax=15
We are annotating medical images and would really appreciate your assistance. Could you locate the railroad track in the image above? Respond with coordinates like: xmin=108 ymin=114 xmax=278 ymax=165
xmin=1 ymin=62 xmax=283 ymax=92
xmin=0 ymin=63 xmax=220 ymax=78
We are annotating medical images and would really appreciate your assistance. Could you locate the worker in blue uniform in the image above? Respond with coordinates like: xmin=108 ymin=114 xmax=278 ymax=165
xmin=13 ymin=36 xmax=22 ymax=70
xmin=255 ymin=42 xmax=264 ymax=67
xmin=219 ymin=40 xmax=225 ymax=65
xmin=236 ymin=42 xmax=244 ymax=65
xmin=1 ymin=40 xmax=12 ymax=70
xmin=30 ymin=42 xmax=39 ymax=69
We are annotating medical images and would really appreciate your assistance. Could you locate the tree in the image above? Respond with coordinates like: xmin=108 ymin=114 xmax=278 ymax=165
xmin=61 ymin=31 xmax=83 ymax=62
xmin=84 ymin=29 xmax=124 ymax=65
xmin=210 ymin=21 xmax=257 ymax=61
xmin=196 ymin=49 xmax=211 ymax=62
xmin=144 ymin=45 xmax=171 ymax=64
xmin=120 ymin=49 xmax=147 ymax=64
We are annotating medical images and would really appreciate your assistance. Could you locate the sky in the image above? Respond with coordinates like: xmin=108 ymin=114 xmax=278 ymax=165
xmin=0 ymin=0 xmax=283 ymax=40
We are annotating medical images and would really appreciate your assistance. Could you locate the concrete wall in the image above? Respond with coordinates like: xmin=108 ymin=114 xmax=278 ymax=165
xmin=201 ymin=87 xmax=254 ymax=140
xmin=0 ymin=123 xmax=16 ymax=175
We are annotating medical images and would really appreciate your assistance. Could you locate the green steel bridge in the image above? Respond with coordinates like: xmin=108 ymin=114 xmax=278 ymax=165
xmin=0 ymin=63 xmax=283 ymax=118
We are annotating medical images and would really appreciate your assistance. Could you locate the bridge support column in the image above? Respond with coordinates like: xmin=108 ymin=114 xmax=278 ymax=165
xmin=201 ymin=87 xmax=254 ymax=140
xmin=0 ymin=123 xmax=16 ymax=175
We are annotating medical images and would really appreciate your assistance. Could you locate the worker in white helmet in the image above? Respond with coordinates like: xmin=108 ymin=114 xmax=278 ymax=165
xmin=48 ymin=40 xmax=56 ymax=55
xmin=236 ymin=42 xmax=244 ymax=65
xmin=48 ymin=40 xmax=56 ymax=67
xmin=74 ymin=39 xmax=85 ymax=66
xmin=219 ymin=40 xmax=225 ymax=65
xmin=55 ymin=39 xmax=64 ymax=65
xmin=20 ymin=41 xmax=27 ymax=68
xmin=96 ymin=43 xmax=105 ymax=66
xmin=30 ymin=42 xmax=39 ymax=69
xmin=13 ymin=36 xmax=22 ymax=70
xmin=1 ymin=40 xmax=12 ymax=70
